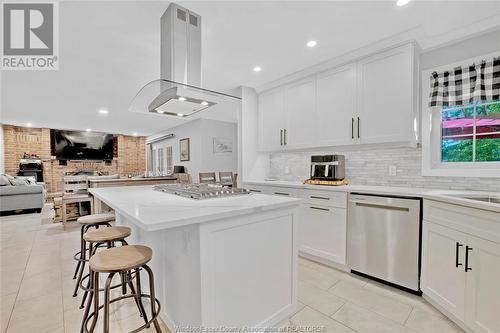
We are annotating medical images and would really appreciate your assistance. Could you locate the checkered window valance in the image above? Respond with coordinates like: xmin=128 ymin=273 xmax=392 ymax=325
xmin=429 ymin=56 xmax=500 ymax=107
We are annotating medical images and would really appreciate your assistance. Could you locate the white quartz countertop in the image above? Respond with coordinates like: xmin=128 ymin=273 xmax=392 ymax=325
xmin=244 ymin=180 xmax=500 ymax=213
xmin=89 ymin=186 xmax=302 ymax=231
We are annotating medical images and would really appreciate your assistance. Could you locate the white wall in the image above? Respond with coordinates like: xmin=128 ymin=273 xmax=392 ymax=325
xmin=0 ymin=125 xmax=4 ymax=174
xmin=150 ymin=118 xmax=238 ymax=182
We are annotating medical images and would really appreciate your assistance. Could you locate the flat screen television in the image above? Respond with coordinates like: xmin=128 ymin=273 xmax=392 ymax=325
xmin=51 ymin=130 xmax=114 ymax=161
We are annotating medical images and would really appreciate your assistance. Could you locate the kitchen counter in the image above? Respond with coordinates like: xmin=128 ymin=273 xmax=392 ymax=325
xmin=89 ymin=185 xmax=302 ymax=330
xmin=244 ymin=180 xmax=500 ymax=213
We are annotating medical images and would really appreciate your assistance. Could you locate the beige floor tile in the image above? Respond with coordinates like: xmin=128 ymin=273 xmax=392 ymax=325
xmin=405 ymin=308 xmax=465 ymax=333
xmin=298 ymin=281 xmax=345 ymax=316
xmin=8 ymin=293 xmax=64 ymax=333
xmin=1 ymin=293 xmax=16 ymax=333
xmin=299 ymin=265 xmax=339 ymax=290
xmin=329 ymin=280 xmax=412 ymax=324
xmin=332 ymin=302 xmax=416 ymax=333
xmin=1 ymin=269 xmax=24 ymax=296
xmin=64 ymin=306 xmax=122 ymax=333
xmin=24 ymin=252 xmax=62 ymax=277
xmin=17 ymin=268 xmax=62 ymax=302
xmin=290 ymin=306 xmax=355 ymax=333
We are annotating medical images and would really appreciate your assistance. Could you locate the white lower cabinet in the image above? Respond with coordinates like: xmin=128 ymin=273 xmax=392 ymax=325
xmin=300 ymin=204 xmax=346 ymax=265
xmin=422 ymin=201 xmax=500 ymax=333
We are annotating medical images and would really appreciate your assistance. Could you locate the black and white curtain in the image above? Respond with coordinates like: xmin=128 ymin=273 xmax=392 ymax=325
xmin=429 ymin=56 xmax=500 ymax=107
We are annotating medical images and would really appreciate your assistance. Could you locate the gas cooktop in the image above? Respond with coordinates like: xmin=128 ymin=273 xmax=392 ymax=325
xmin=153 ymin=183 xmax=250 ymax=200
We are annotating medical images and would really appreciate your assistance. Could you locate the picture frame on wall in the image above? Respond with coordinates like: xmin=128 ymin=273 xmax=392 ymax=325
xmin=213 ymin=137 xmax=233 ymax=154
xmin=179 ymin=138 xmax=190 ymax=161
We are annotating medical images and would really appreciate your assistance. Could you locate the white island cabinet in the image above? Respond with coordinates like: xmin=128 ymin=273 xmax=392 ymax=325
xmin=89 ymin=186 xmax=302 ymax=330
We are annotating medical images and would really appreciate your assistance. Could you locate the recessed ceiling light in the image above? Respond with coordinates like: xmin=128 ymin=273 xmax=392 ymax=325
xmin=132 ymin=132 xmax=138 ymax=136
xmin=396 ymin=0 xmax=411 ymax=6
xmin=157 ymin=110 xmax=165 ymax=114
xmin=98 ymin=108 xmax=109 ymax=115
xmin=26 ymin=122 xmax=32 ymax=127
xmin=253 ymin=66 xmax=262 ymax=72
xmin=86 ymin=128 xmax=91 ymax=132
xmin=177 ymin=113 xmax=184 ymax=117
xmin=178 ymin=97 xmax=186 ymax=101
xmin=306 ymin=40 xmax=317 ymax=48
xmin=200 ymin=101 xmax=208 ymax=106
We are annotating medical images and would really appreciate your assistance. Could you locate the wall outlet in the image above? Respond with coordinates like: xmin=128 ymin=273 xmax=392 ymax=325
xmin=389 ymin=165 xmax=397 ymax=177
xmin=284 ymin=166 xmax=290 ymax=174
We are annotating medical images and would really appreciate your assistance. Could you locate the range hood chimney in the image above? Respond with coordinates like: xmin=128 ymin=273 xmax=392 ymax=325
xmin=129 ymin=3 xmax=239 ymax=118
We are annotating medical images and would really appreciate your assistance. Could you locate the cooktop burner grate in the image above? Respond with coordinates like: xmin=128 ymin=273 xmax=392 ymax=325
xmin=153 ymin=183 xmax=250 ymax=200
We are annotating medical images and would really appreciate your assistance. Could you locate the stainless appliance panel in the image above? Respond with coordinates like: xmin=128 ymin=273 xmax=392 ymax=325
xmin=347 ymin=194 xmax=421 ymax=291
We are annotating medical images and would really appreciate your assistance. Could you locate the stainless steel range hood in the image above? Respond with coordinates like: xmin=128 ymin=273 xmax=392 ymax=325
xmin=130 ymin=3 xmax=239 ymax=118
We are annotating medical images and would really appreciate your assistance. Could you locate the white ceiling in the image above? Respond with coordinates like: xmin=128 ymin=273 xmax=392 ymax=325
xmin=2 ymin=1 xmax=499 ymax=136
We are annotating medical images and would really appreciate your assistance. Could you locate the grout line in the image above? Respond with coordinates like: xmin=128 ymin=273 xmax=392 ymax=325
xmin=403 ymin=307 xmax=415 ymax=326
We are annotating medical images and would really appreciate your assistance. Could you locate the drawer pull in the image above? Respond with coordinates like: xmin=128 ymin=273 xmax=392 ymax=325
xmin=274 ymin=192 xmax=290 ymax=196
xmin=309 ymin=206 xmax=330 ymax=211
xmin=249 ymin=189 xmax=261 ymax=193
xmin=455 ymin=242 xmax=463 ymax=267
xmin=465 ymin=246 xmax=473 ymax=272
xmin=310 ymin=196 xmax=330 ymax=200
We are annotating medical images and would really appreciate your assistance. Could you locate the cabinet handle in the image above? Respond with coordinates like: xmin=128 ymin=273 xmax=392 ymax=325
xmin=274 ymin=192 xmax=290 ymax=196
xmin=284 ymin=129 xmax=287 ymax=145
xmin=351 ymin=118 xmax=354 ymax=139
xmin=249 ymin=189 xmax=261 ymax=193
xmin=280 ymin=129 xmax=283 ymax=146
xmin=465 ymin=246 xmax=473 ymax=272
xmin=357 ymin=117 xmax=360 ymax=139
xmin=310 ymin=196 xmax=330 ymax=200
xmin=310 ymin=206 xmax=330 ymax=211
xmin=455 ymin=242 xmax=463 ymax=267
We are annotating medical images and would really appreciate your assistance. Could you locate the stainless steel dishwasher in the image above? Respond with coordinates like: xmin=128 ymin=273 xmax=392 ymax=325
xmin=347 ymin=193 xmax=421 ymax=293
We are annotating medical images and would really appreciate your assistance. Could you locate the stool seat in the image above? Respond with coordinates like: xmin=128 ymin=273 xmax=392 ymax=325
xmin=90 ymin=245 xmax=152 ymax=273
xmin=77 ymin=213 xmax=115 ymax=225
xmin=83 ymin=226 xmax=131 ymax=243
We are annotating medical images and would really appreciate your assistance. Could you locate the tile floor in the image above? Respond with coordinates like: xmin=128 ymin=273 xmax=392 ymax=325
xmin=1 ymin=206 xmax=465 ymax=333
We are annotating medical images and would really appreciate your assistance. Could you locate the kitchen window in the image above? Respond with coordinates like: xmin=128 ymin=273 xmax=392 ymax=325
xmin=422 ymin=53 xmax=500 ymax=178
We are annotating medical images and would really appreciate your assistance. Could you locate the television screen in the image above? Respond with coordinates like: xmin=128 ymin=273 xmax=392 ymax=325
xmin=51 ymin=130 xmax=114 ymax=160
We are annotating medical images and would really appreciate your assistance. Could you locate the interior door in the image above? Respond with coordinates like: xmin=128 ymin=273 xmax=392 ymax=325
xmin=283 ymin=77 xmax=316 ymax=149
xmin=357 ymin=44 xmax=414 ymax=144
xmin=258 ymin=87 xmax=284 ymax=151
xmin=316 ymin=64 xmax=357 ymax=146
xmin=300 ymin=204 xmax=346 ymax=265
xmin=421 ymin=222 xmax=467 ymax=319
xmin=465 ymin=235 xmax=500 ymax=333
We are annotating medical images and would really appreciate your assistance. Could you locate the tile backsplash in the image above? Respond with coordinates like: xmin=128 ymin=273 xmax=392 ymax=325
xmin=269 ymin=147 xmax=500 ymax=191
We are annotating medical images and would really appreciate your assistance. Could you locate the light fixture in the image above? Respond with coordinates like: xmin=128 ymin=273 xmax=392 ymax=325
xmin=178 ymin=97 xmax=186 ymax=101
xmin=157 ymin=110 xmax=165 ymax=114
xmin=86 ymin=128 xmax=91 ymax=132
xmin=25 ymin=122 xmax=32 ymax=127
xmin=177 ymin=113 xmax=184 ymax=117
xmin=306 ymin=40 xmax=317 ymax=48
xmin=396 ymin=0 xmax=411 ymax=6
xmin=132 ymin=132 xmax=138 ymax=136
xmin=200 ymin=101 xmax=208 ymax=106
xmin=253 ymin=66 xmax=262 ymax=72
xmin=98 ymin=108 xmax=109 ymax=115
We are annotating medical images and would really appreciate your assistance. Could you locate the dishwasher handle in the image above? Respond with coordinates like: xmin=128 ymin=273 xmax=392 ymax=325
xmin=349 ymin=194 xmax=420 ymax=211
xmin=353 ymin=201 xmax=410 ymax=212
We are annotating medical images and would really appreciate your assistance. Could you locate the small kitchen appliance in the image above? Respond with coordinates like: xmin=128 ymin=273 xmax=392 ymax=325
xmin=310 ymin=154 xmax=345 ymax=181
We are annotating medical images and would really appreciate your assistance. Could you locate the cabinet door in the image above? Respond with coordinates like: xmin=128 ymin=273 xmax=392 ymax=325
xmin=465 ymin=236 xmax=500 ymax=333
xmin=357 ymin=44 xmax=415 ymax=144
xmin=283 ymin=78 xmax=316 ymax=149
xmin=258 ymin=88 xmax=284 ymax=151
xmin=316 ymin=64 xmax=357 ymax=146
xmin=421 ymin=221 xmax=467 ymax=319
xmin=300 ymin=204 xmax=346 ymax=265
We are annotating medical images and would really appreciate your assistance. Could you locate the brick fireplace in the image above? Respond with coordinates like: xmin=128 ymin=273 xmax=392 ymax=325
xmin=2 ymin=125 xmax=147 ymax=193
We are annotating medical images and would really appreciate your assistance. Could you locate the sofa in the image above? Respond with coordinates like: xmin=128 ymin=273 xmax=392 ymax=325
xmin=0 ymin=174 xmax=44 ymax=213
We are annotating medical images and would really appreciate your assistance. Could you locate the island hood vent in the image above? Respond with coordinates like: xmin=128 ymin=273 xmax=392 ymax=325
xmin=130 ymin=3 xmax=239 ymax=118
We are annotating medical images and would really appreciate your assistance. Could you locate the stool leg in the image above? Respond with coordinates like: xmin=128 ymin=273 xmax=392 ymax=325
xmin=103 ymin=272 xmax=115 ymax=333
xmin=88 ymin=271 xmax=99 ymax=333
xmin=73 ymin=235 xmax=87 ymax=297
xmin=73 ymin=225 xmax=86 ymax=279
xmin=80 ymin=269 xmax=94 ymax=333
xmin=143 ymin=265 xmax=162 ymax=332
xmin=132 ymin=268 xmax=148 ymax=323
xmin=80 ymin=242 xmax=94 ymax=309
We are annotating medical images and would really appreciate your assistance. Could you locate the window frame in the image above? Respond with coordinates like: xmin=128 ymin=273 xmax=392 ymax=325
xmin=421 ymin=52 xmax=500 ymax=178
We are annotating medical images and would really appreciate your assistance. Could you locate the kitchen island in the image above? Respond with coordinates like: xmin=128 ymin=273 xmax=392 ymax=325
xmin=89 ymin=185 xmax=302 ymax=331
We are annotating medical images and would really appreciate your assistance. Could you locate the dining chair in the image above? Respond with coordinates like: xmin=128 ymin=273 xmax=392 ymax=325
xmin=199 ymin=172 xmax=216 ymax=184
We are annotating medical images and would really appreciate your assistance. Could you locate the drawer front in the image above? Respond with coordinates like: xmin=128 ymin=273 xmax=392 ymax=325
xmin=244 ymin=185 xmax=272 ymax=194
xmin=269 ymin=186 xmax=302 ymax=198
xmin=303 ymin=189 xmax=347 ymax=208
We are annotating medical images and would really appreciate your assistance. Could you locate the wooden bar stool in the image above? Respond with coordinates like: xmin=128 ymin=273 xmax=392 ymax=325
xmin=83 ymin=245 xmax=162 ymax=333
xmin=73 ymin=213 xmax=115 ymax=298
xmin=78 ymin=226 xmax=132 ymax=311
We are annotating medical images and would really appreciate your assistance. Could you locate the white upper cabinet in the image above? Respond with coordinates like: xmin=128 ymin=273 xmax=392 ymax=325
xmin=258 ymin=87 xmax=284 ymax=151
xmin=256 ymin=42 xmax=418 ymax=152
xmin=316 ymin=64 xmax=357 ymax=146
xmin=284 ymin=77 xmax=316 ymax=149
xmin=357 ymin=43 xmax=416 ymax=144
